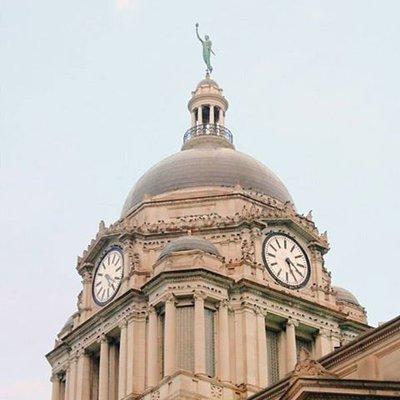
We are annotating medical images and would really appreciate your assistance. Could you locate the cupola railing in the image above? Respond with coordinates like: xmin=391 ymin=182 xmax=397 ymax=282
xmin=183 ymin=123 xmax=233 ymax=144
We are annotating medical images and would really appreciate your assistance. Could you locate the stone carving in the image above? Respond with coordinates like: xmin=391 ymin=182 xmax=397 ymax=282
xmin=151 ymin=390 xmax=160 ymax=400
xmin=77 ymin=188 xmax=329 ymax=266
xmin=122 ymin=238 xmax=140 ymax=276
xmin=241 ymin=238 xmax=255 ymax=264
xmin=291 ymin=348 xmax=337 ymax=379
xmin=77 ymin=291 xmax=83 ymax=313
xmin=211 ymin=384 xmax=223 ymax=399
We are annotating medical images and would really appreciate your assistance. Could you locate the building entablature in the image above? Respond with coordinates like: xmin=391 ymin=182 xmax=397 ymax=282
xmin=47 ymin=289 xmax=145 ymax=366
xmin=76 ymin=190 xmax=328 ymax=272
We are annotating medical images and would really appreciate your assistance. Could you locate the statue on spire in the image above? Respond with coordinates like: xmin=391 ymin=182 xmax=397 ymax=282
xmin=195 ymin=23 xmax=215 ymax=74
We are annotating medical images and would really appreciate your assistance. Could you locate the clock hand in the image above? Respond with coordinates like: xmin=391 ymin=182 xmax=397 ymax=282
xmin=285 ymin=258 xmax=298 ymax=282
xmin=288 ymin=259 xmax=304 ymax=277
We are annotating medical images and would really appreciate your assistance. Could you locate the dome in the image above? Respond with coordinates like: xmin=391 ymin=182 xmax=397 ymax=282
xmin=196 ymin=76 xmax=219 ymax=89
xmin=121 ymin=76 xmax=294 ymax=217
xmin=158 ymin=236 xmax=220 ymax=261
xmin=121 ymin=145 xmax=293 ymax=217
xmin=333 ymin=286 xmax=360 ymax=306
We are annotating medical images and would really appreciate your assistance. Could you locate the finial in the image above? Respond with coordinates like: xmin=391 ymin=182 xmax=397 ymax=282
xmin=195 ymin=23 xmax=215 ymax=74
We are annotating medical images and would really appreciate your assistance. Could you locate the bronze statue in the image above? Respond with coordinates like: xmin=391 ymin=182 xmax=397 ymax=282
xmin=195 ymin=23 xmax=215 ymax=73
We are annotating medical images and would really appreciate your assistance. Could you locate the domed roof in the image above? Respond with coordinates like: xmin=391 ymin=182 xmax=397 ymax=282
xmin=158 ymin=236 xmax=220 ymax=261
xmin=121 ymin=145 xmax=293 ymax=217
xmin=333 ymin=286 xmax=360 ymax=306
xmin=196 ymin=76 xmax=219 ymax=89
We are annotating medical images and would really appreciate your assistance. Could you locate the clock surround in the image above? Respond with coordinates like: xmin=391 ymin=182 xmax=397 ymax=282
xmin=262 ymin=232 xmax=311 ymax=290
xmin=92 ymin=246 xmax=124 ymax=306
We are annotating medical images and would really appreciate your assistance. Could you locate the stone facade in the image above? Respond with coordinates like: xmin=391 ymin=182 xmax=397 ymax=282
xmin=250 ymin=316 xmax=400 ymax=399
xmin=46 ymin=76 xmax=369 ymax=400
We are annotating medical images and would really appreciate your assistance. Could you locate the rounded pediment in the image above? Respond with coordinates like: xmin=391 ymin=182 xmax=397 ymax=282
xmin=158 ymin=236 xmax=220 ymax=261
xmin=333 ymin=286 xmax=360 ymax=306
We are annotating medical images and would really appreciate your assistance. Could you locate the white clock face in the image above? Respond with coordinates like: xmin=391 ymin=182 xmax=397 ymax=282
xmin=262 ymin=233 xmax=310 ymax=289
xmin=92 ymin=248 xmax=124 ymax=306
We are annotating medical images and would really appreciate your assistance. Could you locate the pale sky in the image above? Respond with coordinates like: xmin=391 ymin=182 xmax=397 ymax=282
xmin=1 ymin=1 xmax=400 ymax=399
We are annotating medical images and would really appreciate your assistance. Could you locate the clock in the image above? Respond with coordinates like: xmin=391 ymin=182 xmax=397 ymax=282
xmin=92 ymin=247 xmax=124 ymax=306
xmin=262 ymin=233 xmax=311 ymax=289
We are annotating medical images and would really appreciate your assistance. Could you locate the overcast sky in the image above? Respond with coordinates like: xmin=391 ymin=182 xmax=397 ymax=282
xmin=1 ymin=1 xmax=400 ymax=399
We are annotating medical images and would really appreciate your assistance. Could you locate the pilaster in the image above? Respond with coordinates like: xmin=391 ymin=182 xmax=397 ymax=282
xmin=147 ymin=307 xmax=159 ymax=387
xmin=164 ymin=295 xmax=176 ymax=376
xmin=194 ymin=291 xmax=207 ymax=375
xmin=256 ymin=308 xmax=268 ymax=387
xmin=285 ymin=318 xmax=298 ymax=373
xmin=99 ymin=336 xmax=110 ymax=400
xmin=315 ymin=328 xmax=332 ymax=358
xmin=218 ymin=299 xmax=230 ymax=382
xmin=51 ymin=374 xmax=61 ymax=400
xmin=118 ymin=320 xmax=128 ymax=399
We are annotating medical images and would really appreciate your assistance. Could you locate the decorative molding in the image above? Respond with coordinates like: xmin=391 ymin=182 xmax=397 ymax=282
xmin=291 ymin=348 xmax=337 ymax=380
xmin=211 ymin=384 xmax=223 ymax=399
xmin=77 ymin=194 xmax=329 ymax=268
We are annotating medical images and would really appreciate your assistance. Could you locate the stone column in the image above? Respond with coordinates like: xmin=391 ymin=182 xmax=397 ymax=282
xmin=218 ymin=300 xmax=230 ymax=382
xmin=209 ymin=105 xmax=215 ymax=124
xmin=118 ymin=321 xmax=128 ymax=399
xmin=76 ymin=351 xmax=91 ymax=400
xmin=242 ymin=305 xmax=257 ymax=386
xmin=285 ymin=319 xmax=298 ymax=373
xmin=194 ymin=292 xmax=206 ymax=375
xmin=233 ymin=309 xmax=244 ymax=384
xmin=191 ymin=111 xmax=196 ymax=126
xmin=126 ymin=318 xmax=135 ymax=394
xmin=315 ymin=329 xmax=332 ymax=358
xmin=64 ymin=367 xmax=71 ymax=400
xmin=109 ymin=343 xmax=118 ymax=400
xmin=256 ymin=309 xmax=268 ymax=387
xmin=164 ymin=295 xmax=176 ymax=376
xmin=220 ymin=109 xmax=225 ymax=126
xmin=99 ymin=336 xmax=109 ymax=400
xmin=133 ymin=316 xmax=146 ymax=393
xmin=67 ymin=357 xmax=78 ymax=400
xmin=51 ymin=375 xmax=61 ymax=400
xmin=147 ymin=307 xmax=159 ymax=387
xmin=198 ymin=106 xmax=203 ymax=125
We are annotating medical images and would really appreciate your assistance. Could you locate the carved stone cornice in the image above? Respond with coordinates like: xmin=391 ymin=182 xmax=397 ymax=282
xmin=77 ymin=191 xmax=329 ymax=267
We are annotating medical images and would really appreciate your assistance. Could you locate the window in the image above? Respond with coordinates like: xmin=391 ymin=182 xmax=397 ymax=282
xmin=159 ymin=312 xmax=165 ymax=378
xmin=176 ymin=306 xmax=194 ymax=371
xmin=205 ymin=308 xmax=216 ymax=377
xmin=266 ymin=329 xmax=280 ymax=385
xmin=296 ymin=336 xmax=313 ymax=360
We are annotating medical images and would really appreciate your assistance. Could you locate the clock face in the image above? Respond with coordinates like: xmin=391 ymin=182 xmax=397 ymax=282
xmin=262 ymin=233 xmax=311 ymax=289
xmin=92 ymin=248 xmax=124 ymax=306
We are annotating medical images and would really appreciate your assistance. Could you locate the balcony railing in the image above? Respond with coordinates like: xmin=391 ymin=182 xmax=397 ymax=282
xmin=183 ymin=124 xmax=233 ymax=144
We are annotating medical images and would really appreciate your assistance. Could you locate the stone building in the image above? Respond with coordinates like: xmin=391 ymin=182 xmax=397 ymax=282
xmin=47 ymin=76 xmax=374 ymax=400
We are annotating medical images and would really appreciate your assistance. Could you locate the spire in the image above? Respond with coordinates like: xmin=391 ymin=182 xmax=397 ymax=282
xmin=182 ymin=74 xmax=233 ymax=150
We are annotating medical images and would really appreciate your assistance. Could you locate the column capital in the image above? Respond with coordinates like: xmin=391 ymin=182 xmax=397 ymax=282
xmin=119 ymin=318 xmax=128 ymax=329
xmin=286 ymin=318 xmax=299 ymax=328
xmin=69 ymin=354 xmax=79 ymax=363
xmin=100 ymin=334 xmax=109 ymax=343
xmin=241 ymin=300 xmax=258 ymax=314
xmin=254 ymin=305 xmax=267 ymax=317
xmin=318 ymin=328 xmax=331 ymax=338
xmin=217 ymin=299 xmax=229 ymax=309
xmin=193 ymin=290 xmax=207 ymax=301
xmin=165 ymin=293 xmax=176 ymax=304
xmin=148 ymin=305 xmax=157 ymax=315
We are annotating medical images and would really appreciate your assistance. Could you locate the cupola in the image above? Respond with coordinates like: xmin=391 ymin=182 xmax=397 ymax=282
xmin=183 ymin=73 xmax=233 ymax=150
